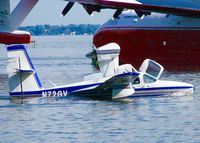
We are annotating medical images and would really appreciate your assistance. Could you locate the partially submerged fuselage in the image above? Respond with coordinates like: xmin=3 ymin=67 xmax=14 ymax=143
xmin=7 ymin=43 xmax=194 ymax=100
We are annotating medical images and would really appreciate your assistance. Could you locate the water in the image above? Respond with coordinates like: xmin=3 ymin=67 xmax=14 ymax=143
xmin=0 ymin=36 xmax=200 ymax=143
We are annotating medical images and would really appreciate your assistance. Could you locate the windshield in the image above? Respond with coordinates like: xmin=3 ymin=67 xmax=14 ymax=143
xmin=146 ymin=60 xmax=162 ymax=78
xmin=139 ymin=59 xmax=164 ymax=79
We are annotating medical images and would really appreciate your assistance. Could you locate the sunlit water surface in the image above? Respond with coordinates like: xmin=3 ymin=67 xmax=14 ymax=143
xmin=0 ymin=36 xmax=200 ymax=143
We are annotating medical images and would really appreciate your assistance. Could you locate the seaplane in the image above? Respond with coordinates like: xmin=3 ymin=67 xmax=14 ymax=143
xmin=7 ymin=42 xmax=194 ymax=100
xmin=61 ymin=0 xmax=200 ymax=71
xmin=0 ymin=1 xmax=194 ymax=100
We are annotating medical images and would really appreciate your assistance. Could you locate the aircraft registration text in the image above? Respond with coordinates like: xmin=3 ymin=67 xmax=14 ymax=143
xmin=42 ymin=90 xmax=68 ymax=97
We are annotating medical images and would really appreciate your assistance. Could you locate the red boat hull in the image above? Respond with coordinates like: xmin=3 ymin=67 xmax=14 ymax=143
xmin=94 ymin=28 xmax=200 ymax=71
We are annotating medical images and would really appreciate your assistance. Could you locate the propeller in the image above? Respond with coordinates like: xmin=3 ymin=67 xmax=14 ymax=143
xmin=62 ymin=1 xmax=75 ymax=16
xmin=113 ymin=9 xmax=123 ymax=19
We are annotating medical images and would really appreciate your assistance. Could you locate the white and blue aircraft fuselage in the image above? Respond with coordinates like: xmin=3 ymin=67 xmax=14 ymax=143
xmin=7 ymin=43 xmax=194 ymax=100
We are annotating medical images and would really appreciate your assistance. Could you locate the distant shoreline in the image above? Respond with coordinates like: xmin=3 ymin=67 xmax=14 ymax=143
xmin=18 ymin=24 xmax=101 ymax=36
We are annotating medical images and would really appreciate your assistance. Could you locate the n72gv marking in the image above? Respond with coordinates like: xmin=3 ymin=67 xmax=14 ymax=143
xmin=42 ymin=90 xmax=68 ymax=97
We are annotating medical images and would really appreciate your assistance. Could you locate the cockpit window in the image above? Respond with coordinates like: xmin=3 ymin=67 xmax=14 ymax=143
xmin=146 ymin=60 xmax=162 ymax=78
xmin=143 ymin=74 xmax=156 ymax=83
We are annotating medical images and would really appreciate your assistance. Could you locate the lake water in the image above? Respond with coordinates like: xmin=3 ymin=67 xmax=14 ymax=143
xmin=0 ymin=36 xmax=200 ymax=143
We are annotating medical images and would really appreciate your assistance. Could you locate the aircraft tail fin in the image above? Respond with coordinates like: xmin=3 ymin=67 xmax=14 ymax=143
xmin=7 ymin=45 xmax=42 ymax=94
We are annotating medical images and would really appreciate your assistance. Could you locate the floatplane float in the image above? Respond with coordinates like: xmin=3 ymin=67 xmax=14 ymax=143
xmin=7 ymin=43 xmax=194 ymax=100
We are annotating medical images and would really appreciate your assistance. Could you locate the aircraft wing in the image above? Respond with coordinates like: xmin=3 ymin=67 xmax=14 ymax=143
xmin=74 ymin=72 xmax=139 ymax=100
xmin=96 ymin=72 xmax=140 ymax=99
xmin=98 ymin=71 xmax=138 ymax=87
xmin=62 ymin=0 xmax=200 ymax=18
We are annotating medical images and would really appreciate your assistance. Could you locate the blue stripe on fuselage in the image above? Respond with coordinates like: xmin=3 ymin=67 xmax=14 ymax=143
xmin=135 ymin=86 xmax=193 ymax=91
xmin=9 ymin=82 xmax=103 ymax=97
xmin=128 ymin=93 xmax=167 ymax=98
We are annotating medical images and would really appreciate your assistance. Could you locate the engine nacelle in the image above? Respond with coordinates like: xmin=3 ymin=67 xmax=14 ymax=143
xmin=96 ymin=43 xmax=120 ymax=77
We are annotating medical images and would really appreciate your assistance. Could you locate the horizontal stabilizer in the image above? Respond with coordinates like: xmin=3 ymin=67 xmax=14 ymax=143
xmin=16 ymin=69 xmax=35 ymax=74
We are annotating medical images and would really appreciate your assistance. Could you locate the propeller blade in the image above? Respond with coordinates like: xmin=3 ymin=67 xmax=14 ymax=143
xmin=62 ymin=2 xmax=75 ymax=16
xmin=113 ymin=9 xmax=123 ymax=19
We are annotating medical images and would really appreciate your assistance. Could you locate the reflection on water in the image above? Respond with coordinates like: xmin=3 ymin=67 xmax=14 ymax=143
xmin=0 ymin=36 xmax=200 ymax=142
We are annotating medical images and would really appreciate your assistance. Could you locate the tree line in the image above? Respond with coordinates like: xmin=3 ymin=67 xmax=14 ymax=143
xmin=18 ymin=24 xmax=101 ymax=36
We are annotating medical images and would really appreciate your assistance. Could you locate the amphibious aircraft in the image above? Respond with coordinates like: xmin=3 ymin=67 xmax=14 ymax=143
xmin=0 ymin=0 xmax=38 ymax=45
xmin=0 ymin=0 xmax=194 ymax=100
xmin=7 ymin=43 xmax=193 ymax=100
